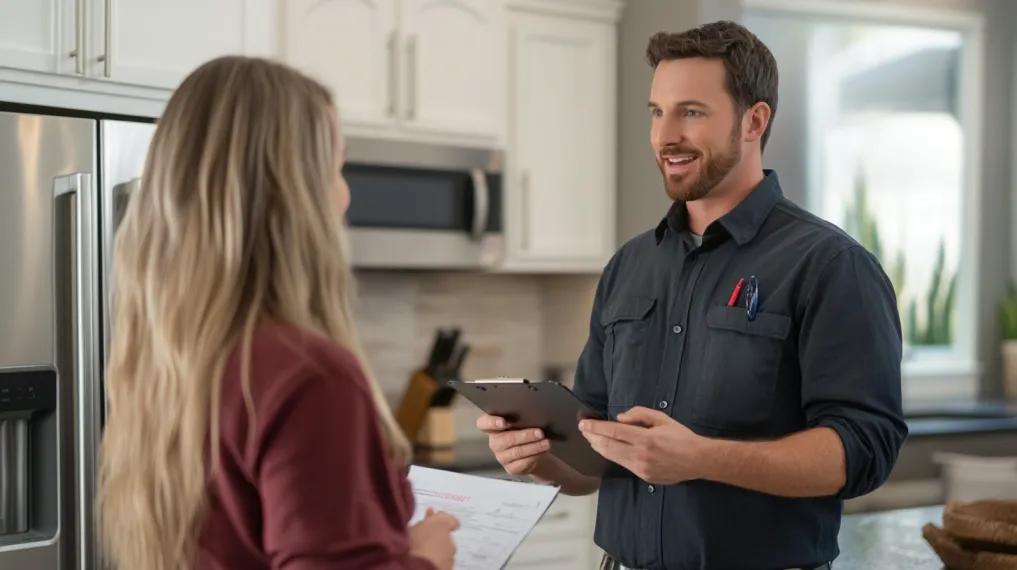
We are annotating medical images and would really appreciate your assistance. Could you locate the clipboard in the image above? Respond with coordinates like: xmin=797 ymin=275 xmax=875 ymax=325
xmin=448 ymin=378 xmax=609 ymax=476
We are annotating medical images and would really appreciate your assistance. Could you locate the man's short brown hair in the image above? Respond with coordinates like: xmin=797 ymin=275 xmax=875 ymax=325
xmin=646 ymin=21 xmax=778 ymax=150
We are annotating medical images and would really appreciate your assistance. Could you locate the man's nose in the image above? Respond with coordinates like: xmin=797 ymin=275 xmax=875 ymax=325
xmin=652 ymin=115 xmax=686 ymax=151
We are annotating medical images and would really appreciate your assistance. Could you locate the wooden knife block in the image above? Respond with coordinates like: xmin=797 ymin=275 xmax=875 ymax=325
xmin=415 ymin=407 xmax=456 ymax=449
xmin=395 ymin=370 xmax=439 ymax=441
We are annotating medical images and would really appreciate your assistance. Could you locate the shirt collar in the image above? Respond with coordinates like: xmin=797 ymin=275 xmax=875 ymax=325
xmin=654 ymin=170 xmax=784 ymax=246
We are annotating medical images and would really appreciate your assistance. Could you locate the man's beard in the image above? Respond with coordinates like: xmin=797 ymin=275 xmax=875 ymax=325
xmin=660 ymin=125 xmax=742 ymax=202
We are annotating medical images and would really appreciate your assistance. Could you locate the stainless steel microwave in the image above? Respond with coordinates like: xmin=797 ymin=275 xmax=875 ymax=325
xmin=344 ymin=138 xmax=504 ymax=269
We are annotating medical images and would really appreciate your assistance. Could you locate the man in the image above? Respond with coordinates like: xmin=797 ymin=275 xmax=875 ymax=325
xmin=477 ymin=21 xmax=908 ymax=570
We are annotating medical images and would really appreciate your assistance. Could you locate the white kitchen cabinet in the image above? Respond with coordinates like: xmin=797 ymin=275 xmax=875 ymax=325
xmin=525 ymin=491 xmax=595 ymax=540
xmin=400 ymin=0 xmax=506 ymax=139
xmin=283 ymin=0 xmax=505 ymax=144
xmin=0 ymin=0 xmax=274 ymax=114
xmin=283 ymin=0 xmax=398 ymax=128
xmin=93 ymin=0 xmax=270 ymax=90
xmin=508 ymin=493 xmax=601 ymax=570
xmin=502 ymin=8 xmax=618 ymax=272
xmin=0 ymin=0 xmax=73 ymax=74
xmin=509 ymin=537 xmax=596 ymax=570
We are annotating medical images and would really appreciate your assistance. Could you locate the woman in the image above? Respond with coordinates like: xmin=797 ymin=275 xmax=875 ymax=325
xmin=98 ymin=56 xmax=457 ymax=570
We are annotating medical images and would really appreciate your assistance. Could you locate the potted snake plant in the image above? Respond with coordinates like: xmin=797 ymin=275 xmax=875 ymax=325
xmin=1001 ymin=285 xmax=1017 ymax=400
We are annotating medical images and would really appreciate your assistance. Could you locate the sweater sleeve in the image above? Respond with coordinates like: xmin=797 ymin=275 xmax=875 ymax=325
xmin=250 ymin=358 xmax=435 ymax=570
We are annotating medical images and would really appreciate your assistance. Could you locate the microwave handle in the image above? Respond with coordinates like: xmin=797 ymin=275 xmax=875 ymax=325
xmin=469 ymin=169 xmax=489 ymax=241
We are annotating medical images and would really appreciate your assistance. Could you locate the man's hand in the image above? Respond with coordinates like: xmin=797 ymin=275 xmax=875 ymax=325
xmin=579 ymin=406 xmax=706 ymax=485
xmin=582 ymin=407 xmax=848 ymax=497
xmin=476 ymin=413 xmax=602 ymax=496
xmin=476 ymin=414 xmax=551 ymax=476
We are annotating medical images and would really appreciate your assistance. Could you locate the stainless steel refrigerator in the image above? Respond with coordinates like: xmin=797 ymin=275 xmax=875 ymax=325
xmin=0 ymin=110 xmax=156 ymax=569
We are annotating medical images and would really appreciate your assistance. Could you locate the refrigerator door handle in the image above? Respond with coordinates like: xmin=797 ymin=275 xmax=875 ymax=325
xmin=100 ymin=177 xmax=138 ymax=371
xmin=53 ymin=173 xmax=101 ymax=570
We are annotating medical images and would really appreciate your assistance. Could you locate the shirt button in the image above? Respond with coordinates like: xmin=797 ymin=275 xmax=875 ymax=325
xmin=648 ymin=485 xmax=656 ymax=494
xmin=658 ymin=400 xmax=668 ymax=409
xmin=672 ymin=324 xmax=683 ymax=334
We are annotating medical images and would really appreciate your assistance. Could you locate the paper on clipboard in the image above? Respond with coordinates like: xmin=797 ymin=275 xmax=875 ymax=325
xmin=407 ymin=466 xmax=560 ymax=570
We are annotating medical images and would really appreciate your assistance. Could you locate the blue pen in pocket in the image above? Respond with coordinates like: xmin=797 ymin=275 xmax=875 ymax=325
xmin=745 ymin=275 xmax=759 ymax=321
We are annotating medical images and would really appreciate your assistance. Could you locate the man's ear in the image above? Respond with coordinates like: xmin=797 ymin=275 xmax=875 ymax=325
xmin=743 ymin=101 xmax=772 ymax=144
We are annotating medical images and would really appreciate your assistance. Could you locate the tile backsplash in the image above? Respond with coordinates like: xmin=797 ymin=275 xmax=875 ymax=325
xmin=353 ymin=270 xmax=598 ymax=440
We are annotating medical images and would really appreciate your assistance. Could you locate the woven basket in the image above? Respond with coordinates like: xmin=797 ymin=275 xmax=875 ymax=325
xmin=923 ymin=500 xmax=1017 ymax=569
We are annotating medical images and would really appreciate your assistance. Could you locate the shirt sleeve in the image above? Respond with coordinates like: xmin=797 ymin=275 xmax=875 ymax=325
xmin=572 ymin=268 xmax=611 ymax=416
xmin=798 ymin=245 xmax=909 ymax=499
xmin=251 ymin=361 xmax=435 ymax=570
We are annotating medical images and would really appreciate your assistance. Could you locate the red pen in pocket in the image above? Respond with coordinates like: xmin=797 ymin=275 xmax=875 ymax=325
xmin=726 ymin=278 xmax=746 ymax=307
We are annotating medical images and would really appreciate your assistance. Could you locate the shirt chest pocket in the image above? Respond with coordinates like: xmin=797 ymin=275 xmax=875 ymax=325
xmin=600 ymin=296 xmax=656 ymax=412
xmin=693 ymin=305 xmax=792 ymax=431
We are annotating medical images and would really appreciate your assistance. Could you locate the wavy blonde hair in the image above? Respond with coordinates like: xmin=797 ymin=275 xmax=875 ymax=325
xmin=98 ymin=56 xmax=410 ymax=570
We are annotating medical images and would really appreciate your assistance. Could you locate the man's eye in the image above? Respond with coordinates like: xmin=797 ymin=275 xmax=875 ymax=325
xmin=684 ymin=109 xmax=702 ymax=118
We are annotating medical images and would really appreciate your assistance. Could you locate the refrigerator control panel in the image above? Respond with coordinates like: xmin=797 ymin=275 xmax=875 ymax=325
xmin=0 ymin=369 xmax=56 ymax=414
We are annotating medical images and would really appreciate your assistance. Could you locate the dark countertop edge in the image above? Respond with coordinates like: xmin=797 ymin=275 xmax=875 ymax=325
xmin=904 ymin=399 xmax=1017 ymax=415
xmin=414 ymin=459 xmax=504 ymax=473
xmin=906 ymin=417 xmax=1017 ymax=437
xmin=412 ymin=439 xmax=504 ymax=473
xmin=412 ymin=410 xmax=1017 ymax=471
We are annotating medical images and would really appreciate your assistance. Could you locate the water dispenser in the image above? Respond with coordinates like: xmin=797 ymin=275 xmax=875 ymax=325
xmin=0 ymin=369 xmax=57 ymax=541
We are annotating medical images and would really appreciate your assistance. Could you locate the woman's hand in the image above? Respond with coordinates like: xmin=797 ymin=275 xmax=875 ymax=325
xmin=409 ymin=508 xmax=459 ymax=570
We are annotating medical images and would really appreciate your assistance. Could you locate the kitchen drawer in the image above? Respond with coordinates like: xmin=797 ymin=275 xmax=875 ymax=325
xmin=507 ymin=536 xmax=595 ymax=570
xmin=527 ymin=493 xmax=595 ymax=540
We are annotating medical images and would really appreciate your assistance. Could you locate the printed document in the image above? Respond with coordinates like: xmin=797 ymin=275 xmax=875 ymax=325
xmin=408 ymin=466 xmax=561 ymax=570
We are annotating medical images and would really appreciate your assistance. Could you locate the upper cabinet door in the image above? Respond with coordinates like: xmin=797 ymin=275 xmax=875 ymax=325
xmin=284 ymin=0 xmax=398 ymax=129
xmin=507 ymin=13 xmax=616 ymax=268
xmin=0 ymin=0 xmax=72 ymax=74
xmin=400 ymin=0 xmax=505 ymax=141
xmin=91 ymin=0 xmax=261 ymax=89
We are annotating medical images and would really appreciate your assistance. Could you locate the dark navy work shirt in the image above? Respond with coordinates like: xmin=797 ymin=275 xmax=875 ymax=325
xmin=573 ymin=171 xmax=908 ymax=570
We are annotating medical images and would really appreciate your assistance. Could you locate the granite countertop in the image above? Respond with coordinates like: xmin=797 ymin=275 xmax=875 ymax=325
xmin=838 ymin=506 xmax=944 ymax=569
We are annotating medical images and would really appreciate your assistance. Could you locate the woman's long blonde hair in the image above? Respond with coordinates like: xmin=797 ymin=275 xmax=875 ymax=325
xmin=98 ymin=56 xmax=410 ymax=570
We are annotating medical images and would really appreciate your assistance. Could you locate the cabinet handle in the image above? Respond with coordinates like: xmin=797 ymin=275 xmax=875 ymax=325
xmin=406 ymin=35 xmax=417 ymax=121
xmin=520 ymin=169 xmax=531 ymax=252
xmin=69 ymin=0 xmax=84 ymax=74
xmin=387 ymin=31 xmax=398 ymax=118
xmin=96 ymin=0 xmax=112 ymax=78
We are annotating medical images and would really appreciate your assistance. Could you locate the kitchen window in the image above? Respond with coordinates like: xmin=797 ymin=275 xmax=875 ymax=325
xmin=745 ymin=0 xmax=985 ymax=399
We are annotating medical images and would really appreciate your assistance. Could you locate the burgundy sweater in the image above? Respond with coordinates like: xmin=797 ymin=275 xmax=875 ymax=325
xmin=195 ymin=323 xmax=434 ymax=570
